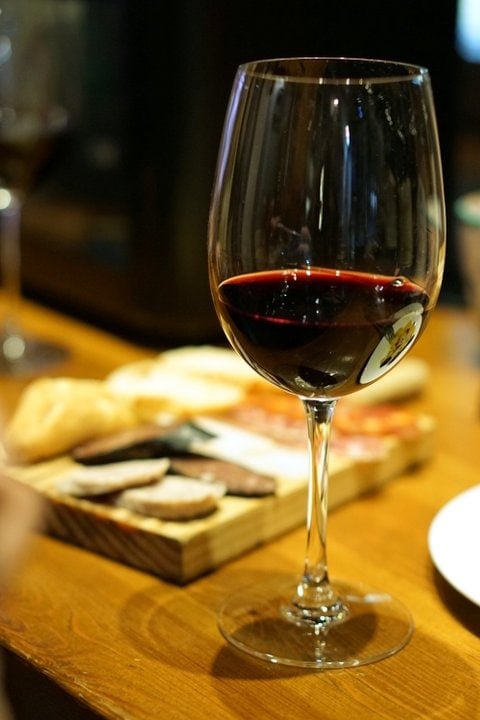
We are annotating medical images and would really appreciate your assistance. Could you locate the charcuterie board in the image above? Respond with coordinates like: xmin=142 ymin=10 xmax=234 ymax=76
xmin=7 ymin=409 xmax=435 ymax=583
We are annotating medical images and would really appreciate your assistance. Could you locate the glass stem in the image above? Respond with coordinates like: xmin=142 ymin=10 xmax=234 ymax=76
xmin=285 ymin=398 xmax=348 ymax=627
xmin=0 ymin=191 xmax=23 ymax=338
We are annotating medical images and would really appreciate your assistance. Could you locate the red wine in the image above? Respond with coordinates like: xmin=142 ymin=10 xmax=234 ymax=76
xmin=217 ymin=268 xmax=430 ymax=398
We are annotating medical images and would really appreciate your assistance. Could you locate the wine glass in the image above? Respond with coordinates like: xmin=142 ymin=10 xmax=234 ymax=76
xmin=208 ymin=57 xmax=445 ymax=668
xmin=0 ymin=0 xmax=69 ymax=375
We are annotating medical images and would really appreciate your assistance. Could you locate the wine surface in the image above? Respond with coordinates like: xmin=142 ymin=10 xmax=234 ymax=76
xmin=217 ymin=268 xmax=429 ymax=398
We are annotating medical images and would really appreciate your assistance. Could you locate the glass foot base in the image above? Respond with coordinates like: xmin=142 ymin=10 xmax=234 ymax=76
xmin=218 ymin=577 xmax=413 ymax=669
xmin=0 ymin=334 xmax=69 ymax=376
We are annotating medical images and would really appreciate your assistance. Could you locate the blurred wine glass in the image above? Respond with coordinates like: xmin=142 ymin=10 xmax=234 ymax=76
xmin=0 ymin=0 xmax=70 ymax=375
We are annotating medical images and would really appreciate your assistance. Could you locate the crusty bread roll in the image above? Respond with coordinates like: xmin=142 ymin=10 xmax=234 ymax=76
xmin=105 ymin=356 xmax=247 ymax=422
xmin=157 ymin=345 xmax=263 ymax=388
xmin=4 ymin=378 xmax=138 ymax=464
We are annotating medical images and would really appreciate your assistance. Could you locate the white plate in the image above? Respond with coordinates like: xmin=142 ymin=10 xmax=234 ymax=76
xmin=428 ymin=484 xmax=480 ymax=606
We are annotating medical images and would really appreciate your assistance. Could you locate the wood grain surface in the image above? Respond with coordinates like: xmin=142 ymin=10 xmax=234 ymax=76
xmin=0 ymin=297 xmax=479 ymax=720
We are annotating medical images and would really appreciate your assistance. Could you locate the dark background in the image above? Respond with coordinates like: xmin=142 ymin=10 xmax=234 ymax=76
xmin=20 ymin=0 xmax=468 ymax=346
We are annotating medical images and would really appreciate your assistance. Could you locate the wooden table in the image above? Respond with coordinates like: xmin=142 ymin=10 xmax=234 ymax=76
xmin=0 ymin=298 xmax=479 ymax=720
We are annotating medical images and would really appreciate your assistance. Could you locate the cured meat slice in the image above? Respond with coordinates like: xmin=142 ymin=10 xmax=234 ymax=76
xmin=170 ymin=457 xmax=276 ymax=496
xmin=56 ymin=458 xmax=170 ymax=497
xmin=72 ymin=423 xmax=215 ymax=464
xmin=115 ymin=475 xmax=226 ymax=520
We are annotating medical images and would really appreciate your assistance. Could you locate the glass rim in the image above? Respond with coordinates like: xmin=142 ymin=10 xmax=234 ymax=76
xmin=238 ymin=57 xmax=430 ymax=85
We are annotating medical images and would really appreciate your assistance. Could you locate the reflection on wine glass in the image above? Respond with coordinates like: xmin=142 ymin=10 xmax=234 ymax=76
xmin=208 ymin=58 xmax=445 ymax=668
xmin=0 ymin=0 xmax=69 ymax=375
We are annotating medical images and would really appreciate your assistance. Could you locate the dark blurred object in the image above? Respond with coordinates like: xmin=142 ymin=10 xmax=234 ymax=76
xmin=20 ymin=0 xmax=460 ymax=345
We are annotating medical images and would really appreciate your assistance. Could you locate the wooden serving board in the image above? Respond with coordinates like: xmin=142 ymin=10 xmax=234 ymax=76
xmin=7 ymin=413 xmax=436 ymax=584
